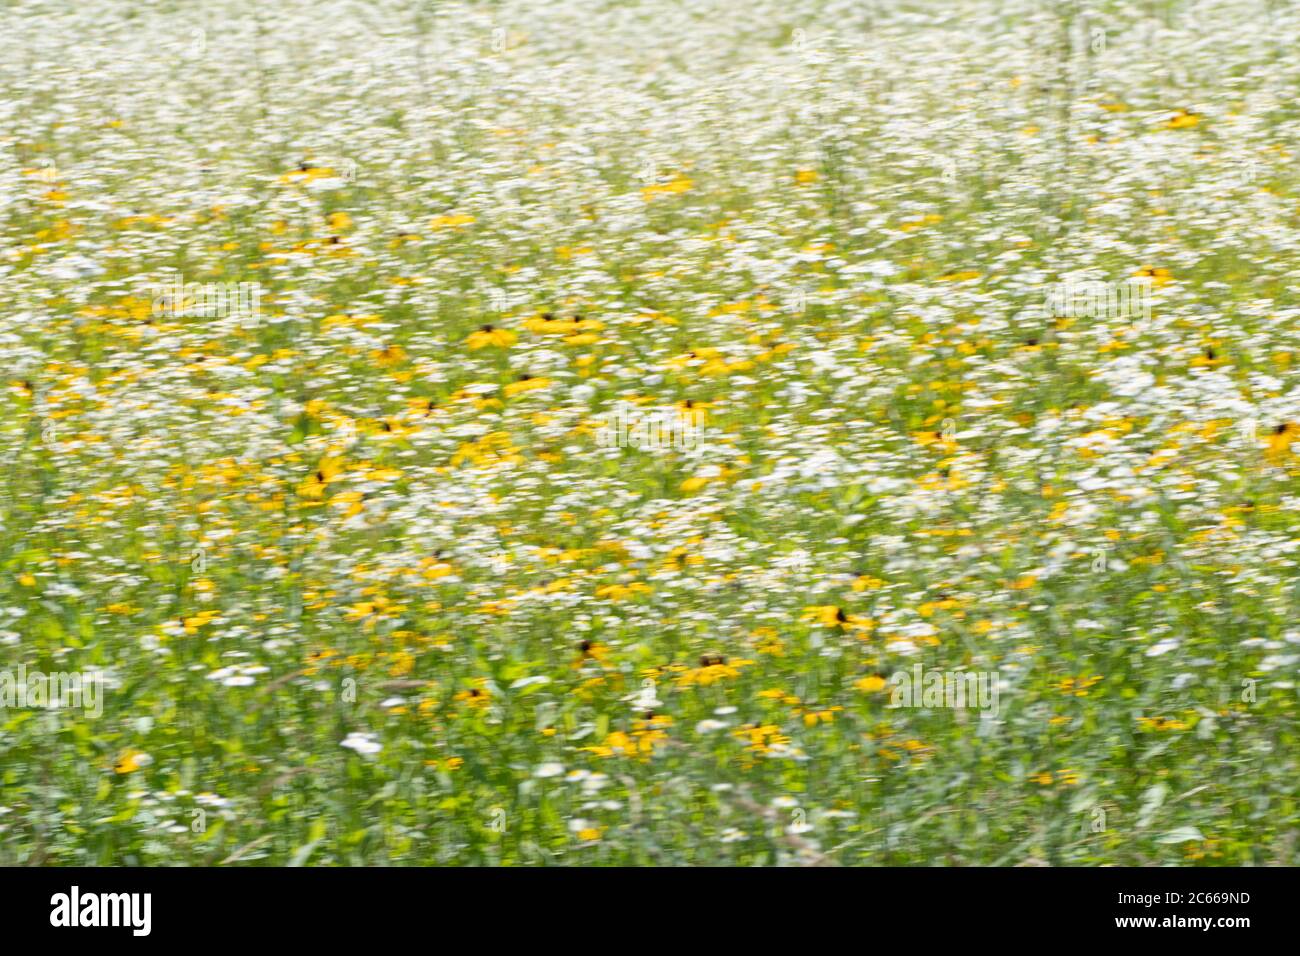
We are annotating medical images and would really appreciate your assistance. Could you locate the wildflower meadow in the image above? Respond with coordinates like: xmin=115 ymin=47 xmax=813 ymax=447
xmin=1 ymin=0 xmax=1298 ymax=867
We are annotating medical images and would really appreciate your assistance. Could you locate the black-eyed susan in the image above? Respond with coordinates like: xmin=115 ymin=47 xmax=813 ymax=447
xmin=524 ymin=313 xmax=604 ymax=335
xmin=503 ymin=374 xmax=551 ymax=398
xmin=278 ymin=161 xmax=338 ymax=185
xmin=113 ymin=749 xmax=152 ymax=774
xmin=641 ymin=173 xmax=693 ymax=200
xmin=855 ymin=673 xmax=889 ymax=693
xmin=1266 ymin=422 xmax=1298 ymax=463
xmin=1138 ymin=715 xmax=1189 ymax=732
xmin=369 ymin=343 xmax=407 ymax=367
xmin=676 ymin=656 xmax=754 ymax=687
xmin=466 ymin=324 xmax=516 ymax=349
xmin=801 ymin=605 xmax=874 ymax=632
xmin=851 ymin=573 xmax=886 ymax=591
xmin=1133 ymin=265 xmax=1173 ymax=286
xmin=453 ymin=682 xmax=492 ymax=710
xmin=430 ymin=213 xmax=475 ymax=230
xmin=1163 ymin=109 xmax=1201 ymax=129
xmin=593 ymin=581 xmax=652 ymax=601
xmin=297 ymin=455 xmax=345 ymax=499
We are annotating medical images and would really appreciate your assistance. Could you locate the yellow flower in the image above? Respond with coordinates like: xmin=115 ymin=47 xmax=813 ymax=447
xmin=503 ymin=375 xmax=551 ymax=398
xmin=1163 ymin=109 xmax=1201 ymax=129
xmin=912 ymin=429 xmax=957 ymax=452
xmin=363 ymin=418 xmax=411 ymax=441
xmin=899 ymin=213 xmax=943 ymax=231
xmin=1054 ymin=674 xmax=1103 ymax=697
xmin=298 ymin=455 xmax=345 ymax=499
xmin=677 ymin=656 xmax=754 ymax=687
xmin=524 ymin=313 xmax=605 ymax=335
xmin=576 ymin=639 xmax=609 ymax=663
xmin=1133 ymin=265 xmax=1172 ymax=286
xmin=387 ymin=649 xmax=415 ymax=677
xmin=113 ymin=749 xmax=149 ymax=774
xmin=855 ymin=674 xmax=888 ymax=693
xmin=594 ymin=582 xmax=652 ymax=602
xmin=430 ymin=213 xmax=476 ymax=230
xmin=304 ymin=648 xmax=340 ymax=672
xmin=1266 ymin=422 xmax=1298 ymax=463
xmin=278 ymin=163 xmax=338 ymax=184
xmin=1190 ymin=344 xmax=1224 ymax=368
xmin=802 ymin=708 xmax=838 ymax=726
xmin=453 ymin=683 xmax=492 ymax=709
xmin=466 ymin=324 xmax=517 ymax=349
xmin=917 ymin=597 xmax=962 ymax=618
xmin=1138 ymin=715 xmax=1188 ymax=732
xmin=182 ymin=609 xmax=220 ymax=634
xmin=344 ymin=595 xmax=392 ymax=622
xmin=753 ymin=628 xmax=785 ymax=656
xmin=641 ymin=174 xmax=693 ymax=201
xmin=370 ymin=343 xmax=407 ymax=367
xmin=801 ymin=605 xmax=873 ymax=631
xmin=322 ymin=491 xmax=359 ymax=520
xmin=582 ymin=723 xmax=668 ymax=760
xmin=734 ymin=723 xmax=790 ymax=755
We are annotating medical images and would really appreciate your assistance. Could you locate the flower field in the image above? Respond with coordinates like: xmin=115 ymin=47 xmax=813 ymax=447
xmin=2 ymin=0 xmax=1299 ymax=865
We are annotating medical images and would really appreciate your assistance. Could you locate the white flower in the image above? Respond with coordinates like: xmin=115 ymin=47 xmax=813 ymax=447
xmin=509 ymin=675 xmax=550 ymax=690
xmin=1146 ymin=638 xmax=1181 ymax=657
xmin=340 ymin=732 xmax=382 ymax=755
xmin=534 ymin=762 xmax=565 ymax=778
